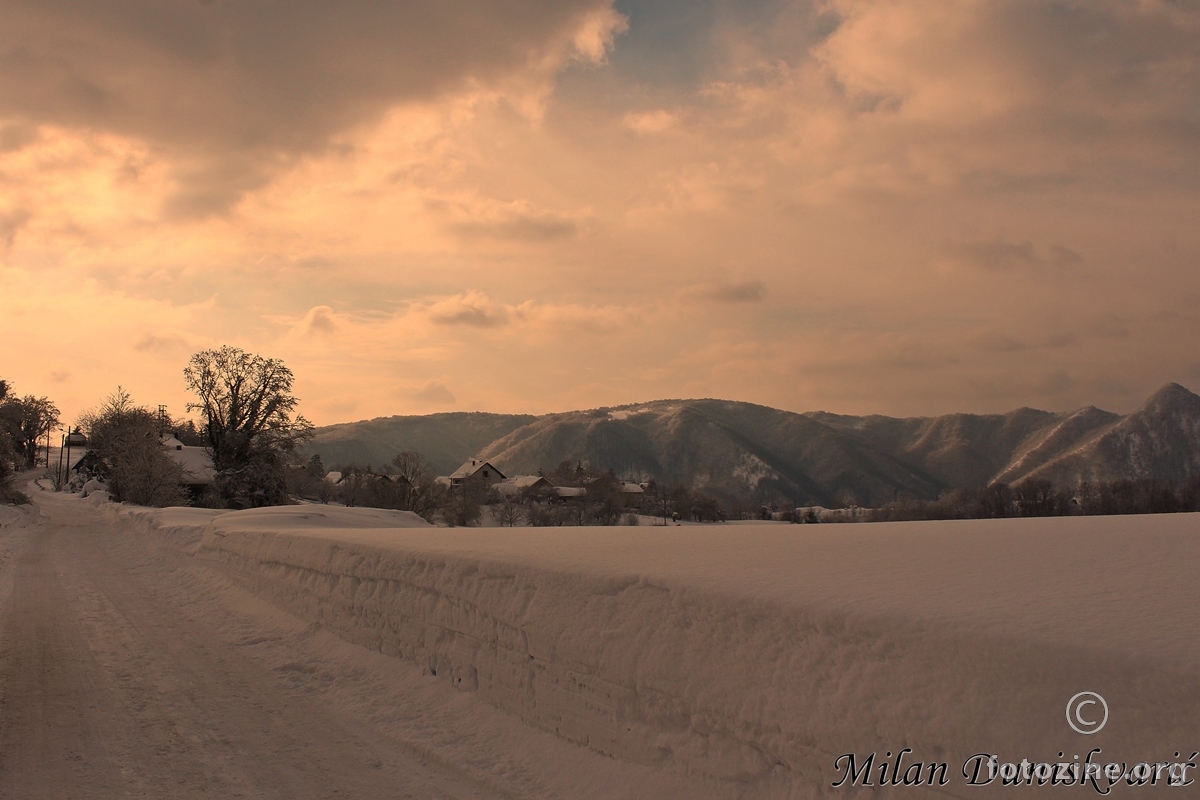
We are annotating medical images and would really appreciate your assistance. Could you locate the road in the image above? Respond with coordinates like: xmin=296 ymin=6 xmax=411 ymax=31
xmin=0 ymin=489 xmax=659 ymax=800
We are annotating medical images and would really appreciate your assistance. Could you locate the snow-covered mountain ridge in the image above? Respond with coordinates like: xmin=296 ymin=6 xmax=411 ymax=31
xmin=305 ymin=383 xmax=1200 ymax=506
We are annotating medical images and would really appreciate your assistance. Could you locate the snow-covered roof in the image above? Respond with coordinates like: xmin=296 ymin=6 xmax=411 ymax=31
xmin=555 ymin=486 xmax=587 ymax=498
xmin=164 ymin=445 xmax=215 ymax=485
xmin=449 ymin=459 xmax=506 ymax=480
xmin=620 ymin=482 xmax=645 ymax=494
xmin=507 ymin=475 xmax=552 ymax=488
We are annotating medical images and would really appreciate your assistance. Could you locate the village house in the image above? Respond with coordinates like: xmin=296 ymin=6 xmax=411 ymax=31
xmin=445 ymin=458 xmax=506 ymax=493
xmin=620 ymin=481 xmax=646 ymax=509
xmin=159 ymin=434 xmax=216 ymax=493
xmin=493 ymin=474 xmax=555 ymax=497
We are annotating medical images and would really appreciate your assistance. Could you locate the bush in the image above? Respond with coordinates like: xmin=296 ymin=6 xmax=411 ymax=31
xmin=83 ymin=388 xmax=187 ymax=508
xmin=0 ymin=434 xmax=28 ymax=504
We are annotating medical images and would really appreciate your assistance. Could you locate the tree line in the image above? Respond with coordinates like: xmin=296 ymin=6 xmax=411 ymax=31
xmin=867 ymin=477 xmax=1200 ymax=522
xmin=0 ymin=378 xmax=60 ymax=503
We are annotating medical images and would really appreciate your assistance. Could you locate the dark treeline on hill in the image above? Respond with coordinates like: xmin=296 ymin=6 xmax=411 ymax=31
xmin=304 ymin=382 xmax=1200 ymax=517
xmin=869 ymin=477 xmax=1200 ymax=522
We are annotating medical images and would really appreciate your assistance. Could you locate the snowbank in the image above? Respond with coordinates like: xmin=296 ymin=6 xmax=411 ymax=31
xmin=172 ymin=511 xmax=1200 ymax=796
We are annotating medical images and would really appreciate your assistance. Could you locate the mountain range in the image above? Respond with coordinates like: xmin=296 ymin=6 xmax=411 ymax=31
xmin=302 ymin=383 xmax=1200 ymax=507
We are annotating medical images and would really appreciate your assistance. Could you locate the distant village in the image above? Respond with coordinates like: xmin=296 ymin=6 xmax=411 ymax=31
xmin=61 ymin=430 xmax=754 ymax=527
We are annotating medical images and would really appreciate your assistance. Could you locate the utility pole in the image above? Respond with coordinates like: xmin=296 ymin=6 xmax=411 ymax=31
xmin=64 ymin=433 xmax=73 ymax=491
xmin=55 ymin=434 xmax=65 ymax=491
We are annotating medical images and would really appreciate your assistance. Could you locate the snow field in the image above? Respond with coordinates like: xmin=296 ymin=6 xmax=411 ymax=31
xmin=79 ymin=497 xmax=1200 ymax=797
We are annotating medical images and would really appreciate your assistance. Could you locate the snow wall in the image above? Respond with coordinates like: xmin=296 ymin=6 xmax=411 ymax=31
xmin=133 ymin=505 xmax=1200 ymax=797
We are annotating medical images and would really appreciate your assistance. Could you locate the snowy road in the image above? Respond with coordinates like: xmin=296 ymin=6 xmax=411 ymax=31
xmin=0 ymin=497 xmax=517 ymax=799
xmin=0 ymin=490 xmax=720 ymax=800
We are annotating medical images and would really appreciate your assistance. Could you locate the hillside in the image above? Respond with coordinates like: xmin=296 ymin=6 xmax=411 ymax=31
xmin=302 ymin=384 xmax=1200 ymax=507
xmin=305 ymin=412 xmax=535 ymax=476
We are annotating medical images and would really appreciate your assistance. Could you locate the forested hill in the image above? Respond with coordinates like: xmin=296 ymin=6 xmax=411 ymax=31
xmin=302 ymin=383 xmax=1200 ymax=507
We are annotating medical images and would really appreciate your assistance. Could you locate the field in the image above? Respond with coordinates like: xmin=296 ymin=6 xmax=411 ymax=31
xmin=2 ymin=485 xmax=1197 ymax=797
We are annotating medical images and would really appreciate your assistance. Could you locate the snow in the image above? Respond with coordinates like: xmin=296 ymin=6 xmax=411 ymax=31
xmin=82 ymin=498 xmax=1200 ymax=796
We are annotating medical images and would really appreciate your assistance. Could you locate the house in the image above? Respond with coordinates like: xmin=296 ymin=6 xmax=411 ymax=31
xmin=71 ymin=450 xmax=104 ymax=480
xmin=447 ymin=458 xmax=506 ymax=492
xmin=160 ymin=434 xmax=215 ymax=490
xmin=493 ymin=475 xmax=555 ymax=497
xmin=554 ymin=486 xmax=587 ymax=502
xmin=620 ymin=481 xmax=646 ymax=508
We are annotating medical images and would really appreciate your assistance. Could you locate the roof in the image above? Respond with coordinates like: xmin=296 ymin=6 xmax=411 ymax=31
xmin=448 ymin=459 xmax=506 ymax=480
xmin=620 ymin=482 xmax=645 ymax=494
xmin=508 ymin=475 xmax=553 ymax=489
xmin=164 ymin=445 xmax=215 ymax=485
xmin=555 ymin=487 xmax=587 ymax=498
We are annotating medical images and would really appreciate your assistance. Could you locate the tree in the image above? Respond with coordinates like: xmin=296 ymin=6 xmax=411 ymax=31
xmin=184 ymin=346 xmax=312 ymax=508
xmin=81 ymin=387 xmax=186 ymax=507
xmin=494 ymin=494 xmax=524 ymax=526
xmin=0 ymin=391 xmax=60 ymax=469
xmin=389 ymin=450 xmax=446 ymax=520
xmin=0 ymin=415 xmax=24 ymax=504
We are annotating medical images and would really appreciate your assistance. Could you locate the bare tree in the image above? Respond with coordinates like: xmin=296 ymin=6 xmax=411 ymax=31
xmin=389 ymin=450 xmax=446 ymax=520
xmin=184 ymin=346 xmax=312 ymax=507
xmin=495 ymin=494 xmax=524 ymax=526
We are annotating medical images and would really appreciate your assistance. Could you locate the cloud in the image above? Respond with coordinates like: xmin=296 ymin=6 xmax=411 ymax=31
xmin=1037 ymin=369 xmax=1075 ymax=395
xmin=0 ymin=122 xmax=37 ymax=153
xmin=973 ymin=331 xmax=1077 ymax=353
xmin=1048 ymin=245 xmax=1084 ymax=269
xmin=952 ymin=240 xmax=1039 ymax=271
xmin=517 ymin=300 xmax=633 ymax=333
xmin=427 ymin=291 xmax=512 ymax=328
xmin=449 ymin=215 xmax=578 ymax=243
xmin=0 ymin=208 xmax=31 ymax=249
xmin=0 ymin=0 xmax=626 ymax=215
xmin=623 ymin=110 xmax=679 ymax=135
xmin=684 ymin=280 xmax=766 ymax=303
xmin=946 ymin=239 xmax=1084 ymax=272
xmin=299 ymin=305 xmax=338 ymax=336
xmin=410 ymin=379 xmax=456 ymax=406
xmin=134 ymin=333 xmax=193 ymax=354
xmin=4 ymin=0 xmax=1200 ymax=427
xmin=437 ymin=198 xmax=581 ymax=243
xmin=571 ymin=5 xmax=629 ymax=63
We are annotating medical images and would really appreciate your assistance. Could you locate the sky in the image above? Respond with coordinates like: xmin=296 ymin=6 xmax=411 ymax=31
xmin=2 ymin=0 xmax=1200 ymax=427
